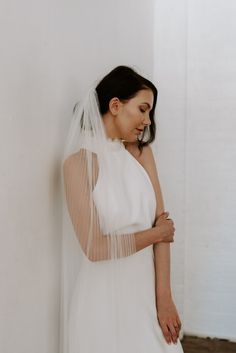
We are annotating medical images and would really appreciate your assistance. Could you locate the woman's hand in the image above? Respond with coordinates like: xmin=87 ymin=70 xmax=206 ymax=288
xmin=156 ymin=295 xmax=182 ymax=345
xmin=154 ymin=211 xmax=175 ymax=244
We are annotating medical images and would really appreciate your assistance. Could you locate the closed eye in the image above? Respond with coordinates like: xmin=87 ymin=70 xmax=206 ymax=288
xmin=140 ymin=108 xmax=146 ymax=113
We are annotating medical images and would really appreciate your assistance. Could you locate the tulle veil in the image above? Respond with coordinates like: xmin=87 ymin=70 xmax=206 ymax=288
xmin=59 ymin=87 xmax=141 ymax=353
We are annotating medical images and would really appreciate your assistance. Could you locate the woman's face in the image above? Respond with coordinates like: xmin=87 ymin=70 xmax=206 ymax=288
xmin=111 ymin=89 xmax=154 ymax=142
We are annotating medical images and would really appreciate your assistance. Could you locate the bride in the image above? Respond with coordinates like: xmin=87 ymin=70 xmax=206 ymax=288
xmin=60 ymin=65 xmax=184 ymax=353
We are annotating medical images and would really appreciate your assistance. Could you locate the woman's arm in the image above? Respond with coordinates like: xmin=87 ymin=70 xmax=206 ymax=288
xmin=127 ymin=143 xmax=181 ymax=344
xmin=126 ymin=144 xmax=172 ymax=295
xmin=63 ymin=149 xmax=165 ymax=262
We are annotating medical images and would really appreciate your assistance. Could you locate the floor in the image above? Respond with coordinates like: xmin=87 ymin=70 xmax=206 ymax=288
xmin=180 ymin=335 xmax=236 ymax=353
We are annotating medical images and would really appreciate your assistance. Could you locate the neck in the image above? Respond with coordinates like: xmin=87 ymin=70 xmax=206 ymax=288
xmin=102 ymin=113 xmax=121 ymax=140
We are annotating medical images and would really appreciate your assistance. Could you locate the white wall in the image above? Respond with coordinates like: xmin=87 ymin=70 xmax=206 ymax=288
xmin=154 ymin=0 xmax=236 ymax=341
xmin=0 ymin=1 xmax=154 ymax=352
xmin=185 ymin=0 xmax=236 ymax=340
xmin=2 ymin=0 xmax=235 ymax=350
xmin=153 ymin=0 xmax=187 ymax=337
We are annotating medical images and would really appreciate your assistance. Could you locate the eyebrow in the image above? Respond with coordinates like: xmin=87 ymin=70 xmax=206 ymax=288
xmin=141 ymin=102 xmax=152 ymax=109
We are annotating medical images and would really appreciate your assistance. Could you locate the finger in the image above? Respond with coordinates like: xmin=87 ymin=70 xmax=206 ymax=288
xmin=161 ymin=211 xmax=169 ymax=218
xmin=168 ymin=323 xmax=178 ymax=343
xmin=176 ymin=318 xmax=182 ymax=329
xmin=167 ymin=218 xmax=174 ymax=225
xmin=159 ymin=322 xmax=172 ymax=344
xmin=173 ymin=321 xmax=180 ymax=335
xmin=164 ymin=330 xmax=172 ymax=344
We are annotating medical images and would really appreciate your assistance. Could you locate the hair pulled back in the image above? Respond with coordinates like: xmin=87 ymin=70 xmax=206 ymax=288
xmin=95 ymin=65 xmax=158 ymax=150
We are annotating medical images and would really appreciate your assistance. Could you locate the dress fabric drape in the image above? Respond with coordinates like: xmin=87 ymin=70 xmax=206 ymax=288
xmin=65 ymin=138 xmax=184 ymax=353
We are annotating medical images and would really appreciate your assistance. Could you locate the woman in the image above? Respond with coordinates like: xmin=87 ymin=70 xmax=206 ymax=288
xmin=60 ymin=66 xmax=184 ymax=353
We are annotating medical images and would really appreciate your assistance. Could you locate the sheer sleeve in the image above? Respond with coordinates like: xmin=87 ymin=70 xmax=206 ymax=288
xmin=63 ymin=148 xmax=137 ymax=261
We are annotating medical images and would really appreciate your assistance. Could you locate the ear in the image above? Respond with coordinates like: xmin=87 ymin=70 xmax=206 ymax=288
xmin=109 ymin=97 xmax=122 ymax=116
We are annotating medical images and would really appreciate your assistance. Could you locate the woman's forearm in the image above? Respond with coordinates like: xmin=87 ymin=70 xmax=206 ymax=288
xmin=134 ymin=227 xmax=161 ymax=252
xmin=154 ymin=242 xmax=172 ymax=300
xmin=89 ymin=227 xmax=161 ymax=262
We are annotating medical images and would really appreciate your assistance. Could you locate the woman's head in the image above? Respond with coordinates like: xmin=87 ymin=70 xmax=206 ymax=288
xmin=95 ymin=66 xmax=158 ymax=149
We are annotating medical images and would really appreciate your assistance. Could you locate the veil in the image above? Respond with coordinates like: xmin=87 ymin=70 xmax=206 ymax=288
xmin=59 ymin=87 xmax=148 ymax=353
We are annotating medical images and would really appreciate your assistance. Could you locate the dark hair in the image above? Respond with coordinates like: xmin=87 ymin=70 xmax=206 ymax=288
xmin=95 ymin=65 xmax=158 ymax=152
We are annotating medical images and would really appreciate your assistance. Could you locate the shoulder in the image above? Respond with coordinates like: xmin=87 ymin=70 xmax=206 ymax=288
xmin=125 ymin=142 xmax=156 ymax=171
xmin=63 ymin=149 xmax=99 ymax=180
xmin=63 ymin=149 xmax=97 ymax=168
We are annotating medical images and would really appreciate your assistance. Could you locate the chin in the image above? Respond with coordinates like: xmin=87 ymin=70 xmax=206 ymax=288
xmin=121 ymin=131 xmax=140 ymax=143
xmin=123 ymin=136 xmax=138 ymax=143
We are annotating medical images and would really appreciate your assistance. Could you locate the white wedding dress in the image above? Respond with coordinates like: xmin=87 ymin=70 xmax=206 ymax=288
xmin=67 ymin=138 xmax=184 ymax=353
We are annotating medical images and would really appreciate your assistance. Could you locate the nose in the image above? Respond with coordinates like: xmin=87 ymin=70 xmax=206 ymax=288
xmin=143 ymin=114 xmax=151 ymax=126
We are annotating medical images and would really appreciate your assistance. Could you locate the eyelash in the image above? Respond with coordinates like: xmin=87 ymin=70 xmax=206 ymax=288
xmin=140 ymin=108 xmax=146 ymax=113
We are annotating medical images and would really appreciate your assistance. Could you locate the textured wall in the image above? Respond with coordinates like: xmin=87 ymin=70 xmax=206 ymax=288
xmin=153 ymin=0 xmax=187 ymax=338
xmin=154 ymin=0 xmax=236 ymax=341
xmin=0 ymin=1 xmax=154 ymax=352
xmin=185 ymin=0 xmax=236 ymax=340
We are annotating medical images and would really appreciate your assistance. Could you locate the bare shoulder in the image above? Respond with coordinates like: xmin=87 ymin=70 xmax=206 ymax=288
xmin=63 ymin=149 xmax=98 ymax=178
xmin=125 ymin=143 xmax=156 ymax=173
xmin=64 ymin=149 xmax=97 ymax=166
